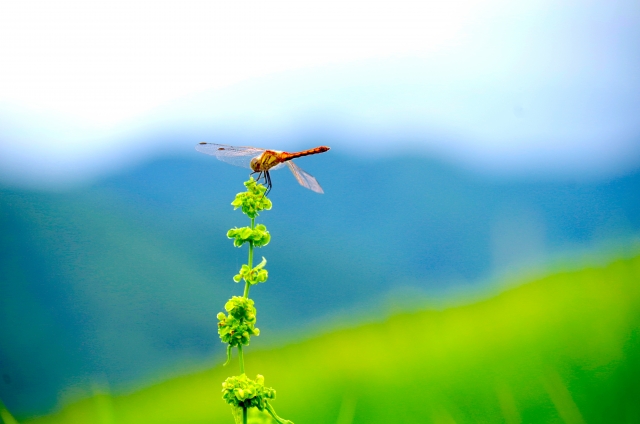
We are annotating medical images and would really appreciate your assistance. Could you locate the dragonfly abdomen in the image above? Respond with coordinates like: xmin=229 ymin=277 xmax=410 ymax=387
xmin=281 ymin=146 xmax=330 ymax=161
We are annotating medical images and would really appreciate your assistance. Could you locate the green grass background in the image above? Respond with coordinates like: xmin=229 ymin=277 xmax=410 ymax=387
xmin=12 ymin=253 xmax=640 ymax=424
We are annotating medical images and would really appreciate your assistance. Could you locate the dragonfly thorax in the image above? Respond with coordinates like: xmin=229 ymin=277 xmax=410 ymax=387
xmin=250 ymin=151 xmax=281 ymax=172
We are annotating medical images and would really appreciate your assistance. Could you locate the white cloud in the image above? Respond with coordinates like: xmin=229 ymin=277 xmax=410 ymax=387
xmin=0 ymin=0 xmax=497 ymax=124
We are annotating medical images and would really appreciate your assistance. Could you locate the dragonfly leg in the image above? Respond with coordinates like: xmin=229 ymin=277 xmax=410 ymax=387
xmin=265 ymin=171 xmax=272 ymax=196
xmin=251 ymin=171 xmax=264 ymax=184
xmin=250 ymin=170 xmax=271 ymax=196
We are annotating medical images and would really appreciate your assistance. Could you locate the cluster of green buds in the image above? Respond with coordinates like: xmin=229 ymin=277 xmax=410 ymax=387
xmin=222 ymin=374 xmax=275 ymax=411
xmin=218 ymin=177 xmax=293 ymax=424
xmin=230 ymin=178 xmax=272 ymax=218
xmin=222 ymin=374 xmax=292 ymax=424
xmin=227 ymin=224 xmax=271 ymax=248
xmin=234 ymin=257 xmax=268 ymax=285
xmin=217 ymin=296 xmax=259 ymax=348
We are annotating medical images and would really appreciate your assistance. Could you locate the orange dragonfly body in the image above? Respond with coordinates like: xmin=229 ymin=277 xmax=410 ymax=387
xmin=196 ymin=143 xmax=330 ymax=194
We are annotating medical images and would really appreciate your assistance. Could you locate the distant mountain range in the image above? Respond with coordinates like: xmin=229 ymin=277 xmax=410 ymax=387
xmin=1 ymin=152 xmax=639 ymax=416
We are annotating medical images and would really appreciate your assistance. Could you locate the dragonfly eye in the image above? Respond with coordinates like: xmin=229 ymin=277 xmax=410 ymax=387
xmin=250 ymin=157 xmax=260 ymax=171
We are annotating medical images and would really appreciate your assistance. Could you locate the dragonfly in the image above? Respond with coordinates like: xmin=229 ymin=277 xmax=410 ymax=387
xmin=196 ymin=143 xmax=330 ymax=194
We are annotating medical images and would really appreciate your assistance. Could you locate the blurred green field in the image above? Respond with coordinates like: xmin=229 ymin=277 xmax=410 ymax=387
xmin=15 ymin=254 xmax=640 ymax=424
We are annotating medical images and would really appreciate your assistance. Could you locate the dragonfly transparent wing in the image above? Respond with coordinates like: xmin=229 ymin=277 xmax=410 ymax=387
xmin=195 ymin=143 xmax=265 ymax=169
xmin=285 ymin=161 xmax=324 ymax=193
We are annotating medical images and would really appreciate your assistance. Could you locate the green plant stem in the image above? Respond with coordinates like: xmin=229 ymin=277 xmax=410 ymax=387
xmin=238 ymin=345 xmax=245 ymax=374
xmin=265 ymin=401 xmax=292 ymax=424
xmin=243 ymin=217 xmax=255 ymax=299
xmin=241 ymin=217 xmax=254 ymax=424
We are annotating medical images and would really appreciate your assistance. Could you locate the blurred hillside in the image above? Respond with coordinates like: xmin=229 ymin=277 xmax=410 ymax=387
xmin=1 ymin=152 xmax=639 ymax=416
xmin=18 ymin=251 xmax=640 ymax=423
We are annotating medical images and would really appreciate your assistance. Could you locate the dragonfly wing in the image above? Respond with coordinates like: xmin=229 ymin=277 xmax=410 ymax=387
xmin=196 ymin=143 xmax=264 ymax=169
xmin=285 ymin=161 xmax=324 ymax=193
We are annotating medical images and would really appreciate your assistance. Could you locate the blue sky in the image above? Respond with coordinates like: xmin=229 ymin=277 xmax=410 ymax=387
xmin=0 ymin=0 xmax=639 ymax=186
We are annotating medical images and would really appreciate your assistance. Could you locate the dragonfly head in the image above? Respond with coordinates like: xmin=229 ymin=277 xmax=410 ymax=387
xmin=250 ymin=157 xmax=261 ymax=172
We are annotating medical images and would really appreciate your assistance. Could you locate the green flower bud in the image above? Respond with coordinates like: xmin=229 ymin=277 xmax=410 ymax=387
xmin=218 ymin=296 xmax=259 ymax=347
xmin=233 ymin=257 xmax=269 ymax=286
xmin=230 ymin=178 xmax=272 ymax=218
xmin=222 ymin=374 xmax=278 ymax=411
xmin=227 ymin=225 xmax=271 ymax=248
